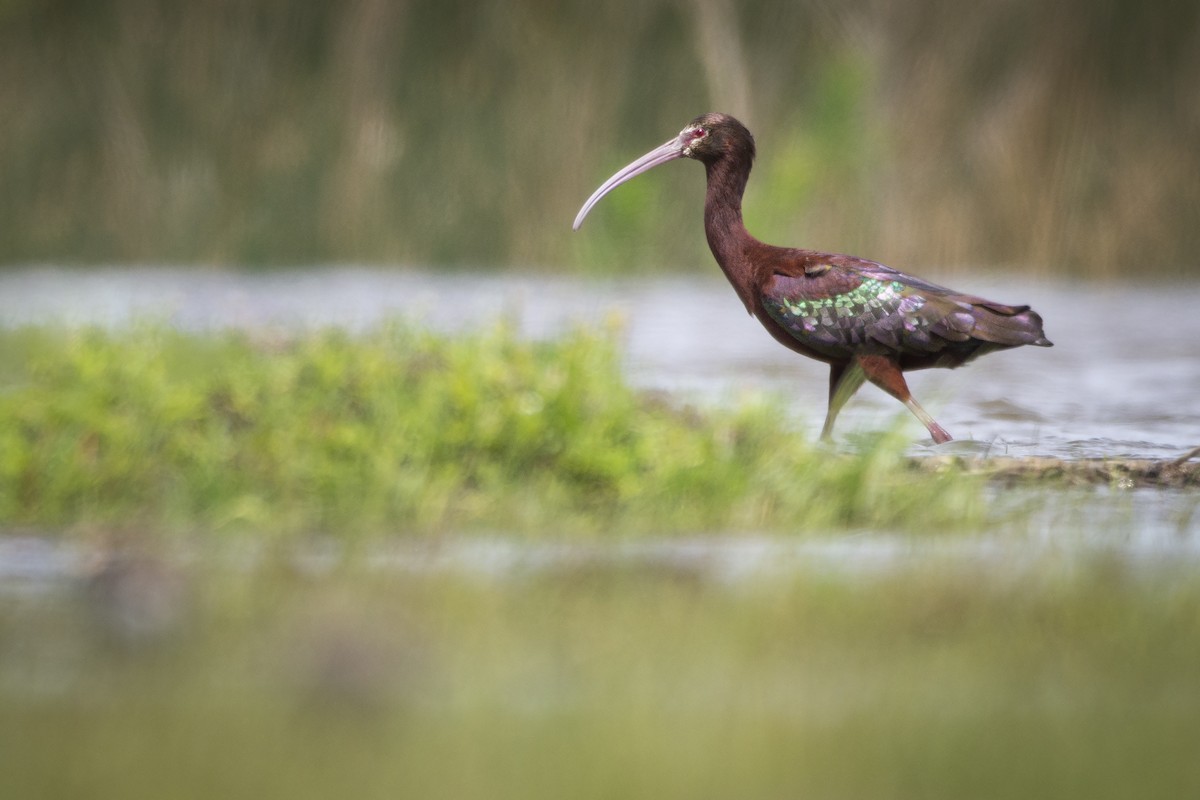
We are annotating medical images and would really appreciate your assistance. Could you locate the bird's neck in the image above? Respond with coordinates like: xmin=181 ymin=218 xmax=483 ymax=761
xmin=703 ymin=154 xmax=761 ymax=310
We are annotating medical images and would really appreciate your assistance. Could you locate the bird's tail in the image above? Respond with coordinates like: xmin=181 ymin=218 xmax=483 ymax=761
xmin=971 ymin=302 xmax=1053 ymax=347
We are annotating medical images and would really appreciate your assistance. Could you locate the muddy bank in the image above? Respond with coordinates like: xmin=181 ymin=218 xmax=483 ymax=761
xmin=919 ymin=448 xmax=1200 ymax=488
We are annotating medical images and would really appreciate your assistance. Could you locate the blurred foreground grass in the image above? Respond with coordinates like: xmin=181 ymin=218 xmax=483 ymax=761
xmin=0 ymin=322 xmax=978 ymax=537
xmin=2 ymin=548 xmax=1199 ymax=798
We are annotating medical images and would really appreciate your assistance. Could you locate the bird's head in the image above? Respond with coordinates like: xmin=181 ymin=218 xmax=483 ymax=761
xmin=677 ymin=112 xmax=756 ymax=164
xmin=572 ymin=113 xmax=755 ymax=230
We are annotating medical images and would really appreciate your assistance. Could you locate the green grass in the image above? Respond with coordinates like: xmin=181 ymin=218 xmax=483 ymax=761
xmin=2 ymin=550 xmax=1199 ymax=799
xmin=0 ymin=322 xmax=979 ymax=537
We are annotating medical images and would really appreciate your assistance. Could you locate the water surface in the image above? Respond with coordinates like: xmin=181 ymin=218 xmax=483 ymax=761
xmin=3 ymin=265 xmax=1197 ymax=460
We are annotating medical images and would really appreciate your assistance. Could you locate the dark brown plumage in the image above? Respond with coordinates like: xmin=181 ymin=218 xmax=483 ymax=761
xmin=573 ymin=113 xmax=1052 ymax=444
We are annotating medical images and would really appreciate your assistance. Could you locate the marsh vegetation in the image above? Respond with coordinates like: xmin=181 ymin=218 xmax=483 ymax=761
xmin=3 ymin=0 xmax=1198 ymax=274
xmin=0 ymin=322 xmax=979 ymax=536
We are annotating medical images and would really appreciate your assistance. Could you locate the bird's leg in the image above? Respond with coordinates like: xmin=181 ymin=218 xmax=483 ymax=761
xmin=855 ymin=354 xmax=953 ymax=444
xmin=821 ymin=361 xmax=866 ymax=441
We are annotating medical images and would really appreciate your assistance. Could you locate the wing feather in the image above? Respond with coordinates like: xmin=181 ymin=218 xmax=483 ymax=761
xmin=761 ymin=256 xmax=1052 ymax=360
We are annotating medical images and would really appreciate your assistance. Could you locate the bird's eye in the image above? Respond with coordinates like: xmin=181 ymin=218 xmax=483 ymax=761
xmin=690 ymin=129 xmax=707 ymax=141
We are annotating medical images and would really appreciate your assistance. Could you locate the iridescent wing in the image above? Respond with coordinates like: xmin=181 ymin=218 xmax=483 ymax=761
xmin=761 ymin=258 xmax=1047 ymax=361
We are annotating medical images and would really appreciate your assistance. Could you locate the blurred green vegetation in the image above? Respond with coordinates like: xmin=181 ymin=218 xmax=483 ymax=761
xmin=0 ymin=323 xmax=979 ymax=536
xmin=3 ymin=549 xmax=1200 ymax=798
xmin=1 ymin=0 xmax=1197 ymax=274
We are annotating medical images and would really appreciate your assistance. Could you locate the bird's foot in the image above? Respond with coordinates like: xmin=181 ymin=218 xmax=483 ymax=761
xmin=928 ymin=423 xmax=953 ymax=445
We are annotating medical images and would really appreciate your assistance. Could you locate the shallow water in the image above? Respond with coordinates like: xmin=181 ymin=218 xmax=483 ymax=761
xmin=3 ymin=265 xmax=1197 ymax=460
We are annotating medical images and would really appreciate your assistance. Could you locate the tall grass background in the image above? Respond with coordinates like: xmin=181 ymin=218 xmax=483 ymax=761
xmin=2 ymin=0 xmax=1197 ymax=275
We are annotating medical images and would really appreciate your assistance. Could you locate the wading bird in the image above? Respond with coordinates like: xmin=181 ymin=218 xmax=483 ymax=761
xmin=573 ymin=113 xmax=1052 ymax=444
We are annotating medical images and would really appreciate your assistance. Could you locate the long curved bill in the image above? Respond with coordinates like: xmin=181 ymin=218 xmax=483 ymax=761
xmin=572 ymin=136 xmax=686 ymax=230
